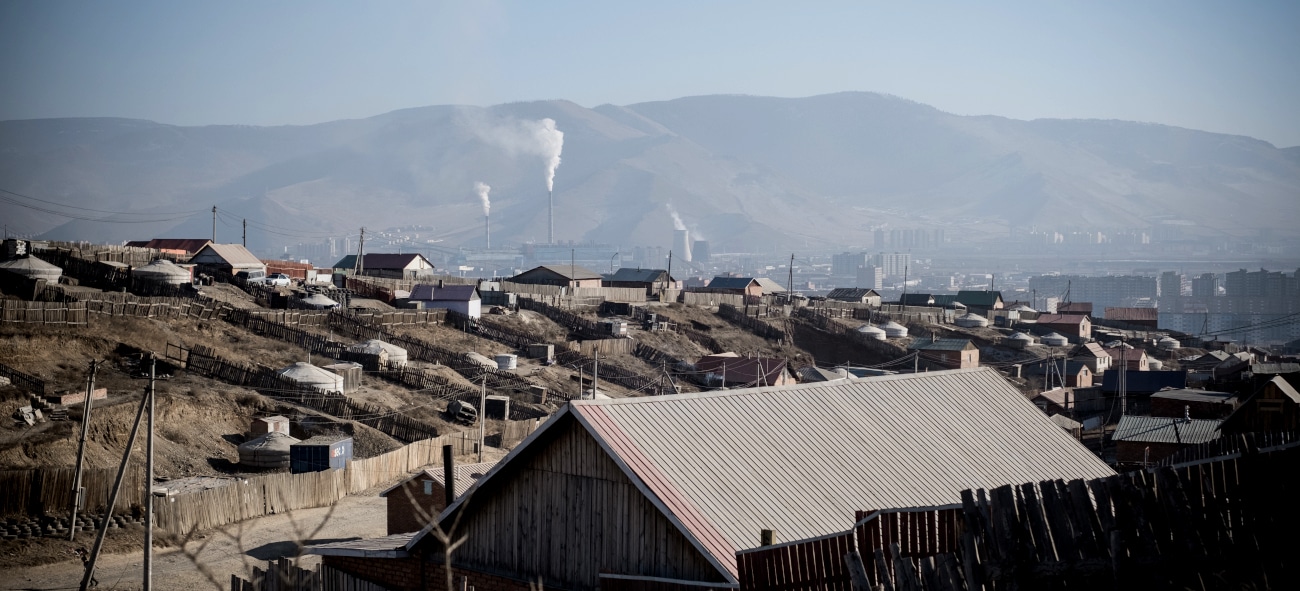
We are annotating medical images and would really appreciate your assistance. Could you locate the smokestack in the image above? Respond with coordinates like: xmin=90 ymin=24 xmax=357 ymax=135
xmin=674 ymin=229 xmax=692 ymax=263
xmin=548 ymin=190 xmax=554 ymax=244
xmin=485 ymin=215 xmax=490 ymax=250
xmin=474 ymin=181 xmax=492 ymax=249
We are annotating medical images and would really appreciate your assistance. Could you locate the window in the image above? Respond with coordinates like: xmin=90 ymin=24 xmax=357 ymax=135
xmin=423 ymin=480 xmax=433 ymax=495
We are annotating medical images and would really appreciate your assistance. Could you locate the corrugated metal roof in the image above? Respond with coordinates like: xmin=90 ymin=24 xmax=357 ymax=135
xmin=609 ymin=268 xmax=672 ymax=283
xmin=1036 ymin=314 xmax=1088 ymax=325
xmin=825 ymin=288 xmax=878 ymax=301
xmin=132 ymin=238 xmax=212 ymax=252
xmin=1049 ymin=414 xmax=1082 ymax=430
xmin=189 ymin=243 xmax=263 ymax=267
xmin=303 ymin=532 xmax=415 ymax=558
xmin=567 ymin=367 xmax=1114 ymax=563
xmin=410 ymin=284 xmax=479 ymax=301
xmin=899 ymin=293 xmax=935 ymax=306
xmin=1104 ymin=307 xmax=1158 ymax=321
xmin=1112 ymin=415 xmax=1222 ymax=444
xmin=332 ymin=253 xmax=432 ymax=271
xmin=1251 ymin=363 xmax=1300 ymax=375
xmin=907 ymin=338 xmax=975 ymax=351
xmin=1057 ymin=302 xmax=1093 ymax=314
xmin=512 ymin=264 xmax=603 ymax=281
xmin=955 ymin=290 xmax=1002 ymax=307
xmin=754 ymin=277 xmax=787 ymax=293
xmin=1149 ymin=389 xmax=1236 ymax=404
xmin=708 ymin=276 xmax=759 ymax=290
xmin=379 ymin=460 xmax=499 ymax=499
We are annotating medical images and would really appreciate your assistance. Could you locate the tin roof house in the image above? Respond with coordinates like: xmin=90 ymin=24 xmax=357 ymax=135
xmin=410 ymin=283 xmax=481 ymax=318
xmin=308 ymin=368 xmax=1114 ymax=591
xmin=188 ymin=243 xmax=265 ymax=276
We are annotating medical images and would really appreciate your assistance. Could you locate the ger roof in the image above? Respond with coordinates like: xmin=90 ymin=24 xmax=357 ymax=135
xmin=419 ymin=367 xmax=1115 ymax=579
xmin=1112 ymin=415 xmax=1222 ymax=445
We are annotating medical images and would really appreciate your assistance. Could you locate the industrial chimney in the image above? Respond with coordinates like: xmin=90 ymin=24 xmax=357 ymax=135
xmin=673 ymin=229 xmax=692 ymax=263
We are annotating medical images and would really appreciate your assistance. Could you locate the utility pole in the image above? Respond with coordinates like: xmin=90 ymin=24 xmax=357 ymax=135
xmin=666 ymin=251 xmax=673 ymax=298
xmin=1119 ymin=347 xmax=1128 ymax=417
xmin=478 ymin=372 xmax=486 ymax=463
xmin=143 ymin=355 xmax=156 ymax=591
xmin=593 ymin=351 xmax=599 ymax=400
xmin=80 ymin=382 xmax=149 ymax=591
xmin=211 ymin=206 xmax=217 ymax=242
xmin=913 ymin=351 xmax=919 ymax=374
xmin=242 ymin=219 xmax=247 ymax=247
xmin=69 ymin=360 xmax=97 ymax=541
xmin=788 ymin=253 xmax=795 ymax=298
xmin=353 ymin=227 xmax=366 ymax=277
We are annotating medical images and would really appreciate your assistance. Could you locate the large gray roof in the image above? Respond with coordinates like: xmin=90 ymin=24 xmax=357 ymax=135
xmin=424 ymin=367 xmax=1115 ymax=576
xmin=1112 ymin=415 xmax=1222 ymax=445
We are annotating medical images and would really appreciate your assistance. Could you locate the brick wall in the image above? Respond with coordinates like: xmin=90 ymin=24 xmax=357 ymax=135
xmin=387 ymin=478 xmax=447 ymax=535
xmin=324 ymin=555 xmax=540 ymax=591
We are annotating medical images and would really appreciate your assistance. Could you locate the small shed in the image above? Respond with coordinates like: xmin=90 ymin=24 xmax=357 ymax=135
xmin=1112 ymin=415 xmax=1221 ymax=466
xmin=379 ymin=461 xmax=499 ymax=535
xmin=485 ymin=395 xmax=511 ymax=420
xmin=410 ymin=283 xmax=482 ymax=318
xmin=526 ymin=344 xmax=555 ymax=361
xmin=250 ymin=415 xmax=290 ymax=437
xmin=276 ymin=362 xmax=345 ymax=393
xmin=291 ymin=435 xmax=353 ymax=473
xmin=323 ymin=362 xmax=364 ymax=393
xmin=825 ymin=288 xmax=881 ymax=306
xmin=1048 ymin=414 xmax=1083 ymax=439
xmin=238 ymin=432 xmax=300 ymax=469
xmin=349 ymin=339 xmax=408 ymax=366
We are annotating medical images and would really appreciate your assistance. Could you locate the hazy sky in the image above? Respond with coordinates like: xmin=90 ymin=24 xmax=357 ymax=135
xmin=2 ymin=0 xmax=1298 ymax=146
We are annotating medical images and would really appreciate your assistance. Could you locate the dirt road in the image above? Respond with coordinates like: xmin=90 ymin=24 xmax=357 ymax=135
xmin=0 ymin=495 xmax=386 ymax=591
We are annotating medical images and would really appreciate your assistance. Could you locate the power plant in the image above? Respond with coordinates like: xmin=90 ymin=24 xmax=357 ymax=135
xmin=673 ymin=229 xmax=692 ymax=263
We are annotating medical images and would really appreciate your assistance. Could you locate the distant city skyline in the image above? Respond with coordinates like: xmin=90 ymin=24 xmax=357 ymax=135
xmin=1 ymin=1 xmax=1298 ymax=146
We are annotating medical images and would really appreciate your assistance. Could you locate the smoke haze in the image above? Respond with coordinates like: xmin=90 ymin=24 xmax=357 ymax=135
xmin=474 ymin=181 xmax=491 ymax=216
xmin=468 ymin=116 xmax=564 ymax=191
xmin=666 ymin=203 xmax=685 ymax=231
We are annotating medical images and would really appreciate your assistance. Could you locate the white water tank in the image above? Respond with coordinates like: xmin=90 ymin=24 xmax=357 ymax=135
xmin=955 ymin=313 xmax=989 ymax=328
xmin=495 ymin=354 xmax=518 ymax=370
xmin=856 ymin=324 xmax=887 ymax=341
xmin=881 ymin=321 xmax=909 ymax=339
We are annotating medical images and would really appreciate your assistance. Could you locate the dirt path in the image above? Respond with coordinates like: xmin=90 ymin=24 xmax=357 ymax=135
xmin=0 ymin=495 xmax=387 ymax=591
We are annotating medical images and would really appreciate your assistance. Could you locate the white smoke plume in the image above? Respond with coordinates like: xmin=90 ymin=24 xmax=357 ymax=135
xmin=474 ymin=181 xmax=491 ymax=217
xmin=469 ymin=116 xmax=564 ymax=191
xmin=666 ymin=203 xmax=686 ymax=231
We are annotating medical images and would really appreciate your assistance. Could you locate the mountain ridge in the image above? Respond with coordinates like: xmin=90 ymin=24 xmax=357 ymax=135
xmin=2 ymin=92 xmax=1296 ymax=253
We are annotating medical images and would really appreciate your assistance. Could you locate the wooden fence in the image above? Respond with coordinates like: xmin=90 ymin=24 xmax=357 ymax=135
xmin=183 ymin=344 xmax=441 ymax=443
xmin=1156 ymin=429 xmax=1300 ymax=467
xmin=157 ymin=432 xmax=476 ymax=538
xmin=793 ymin=308 xmax=909 ymax=358
xmin=736 ymin=441 xmax=1299 ymax=591
xmin=0 ymin=300 xmax=89 ymax=324
xmin=0 ymin=361 xmax=48 ymax=395
xmin=0 ymin=466 xmax=144 ymax=517
xmin=569 ymin=338 xmax=637 ymax=356
xmin=718 ymin=304 xmax=789 ymax=342
xmin=230 ymin=559 xmax=392 ymax=591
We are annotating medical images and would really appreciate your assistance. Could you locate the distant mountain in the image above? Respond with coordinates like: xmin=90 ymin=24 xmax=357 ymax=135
xmin=2 ymin=93 xmax=1297 ymax=255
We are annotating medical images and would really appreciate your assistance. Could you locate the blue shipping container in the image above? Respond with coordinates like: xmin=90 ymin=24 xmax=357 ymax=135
xmin=290 ymin=435 xmax=353 ymax=473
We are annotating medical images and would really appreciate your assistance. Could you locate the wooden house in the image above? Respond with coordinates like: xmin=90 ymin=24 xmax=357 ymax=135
xmin=705 ymin=276 xmax=762 ymax=297
xmin=1150 ymin=389 xmax=1238 ymax=420
xmin=1024 ymin=359 xmax=1094 ymax=388
xmin=1056 ymin=302 xmax=1093 ymax=316
xmin=510 ymin=265 xmax=603 ymax=289
xmin=1104 ymin=347 xmax=1149 ymax=371
xmin=1071 ymin=342 xmax=1113 ymax=374
xmin=188 ymin=243 xmax=265 ymax=276
xmin=899 ymin=293 xmax=935 ymax=306
xmin=1104 ymin=307 xmax=1158 ymax=328
xmin=955 ymin=290 xmax=1003 ymax=311
xmin=907 ymin=338 xmax=980 ymax=369
xmin=605 ymin=268 xmax=679 ymax=295
xmin=1112 ymin=415 xmax=1222 ymax=466
xmin=307 ymin=368 xmax=1114 ymax=591
xmin=694 ymin=353 xmax=795 ymax=387
xmin=378 ymin=461 xmax=497 ymax=535
xmin=824 ymin=288 xmax=881 ymax=306
xmin=410 ymin=283 xmax=481 ymax=318
xmin=1034 ymin=314 xmax=1092 ymax=341
xmin=332 ymin=253 xmax=436 ymax=279
xmin=124 ymin=238 xmax=212 ymax=257
xmin=1219 ymin=376 xmax=1300 ymax=436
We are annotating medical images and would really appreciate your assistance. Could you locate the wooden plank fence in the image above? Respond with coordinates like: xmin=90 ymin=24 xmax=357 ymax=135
xmin=0 ymin=466 xmax=144 ymax=517
xmin=736 ymin=440 xmax=1300 ymax=591
xmin=0 ymin=361 xmax=48 ymax=395
xmin=718 ymin=304 xmax=789 ymax=342
xmin=230 ymin=559 xmax=393 ymax=591
xmin=157 ymin=432 xmax=476 ymax=538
